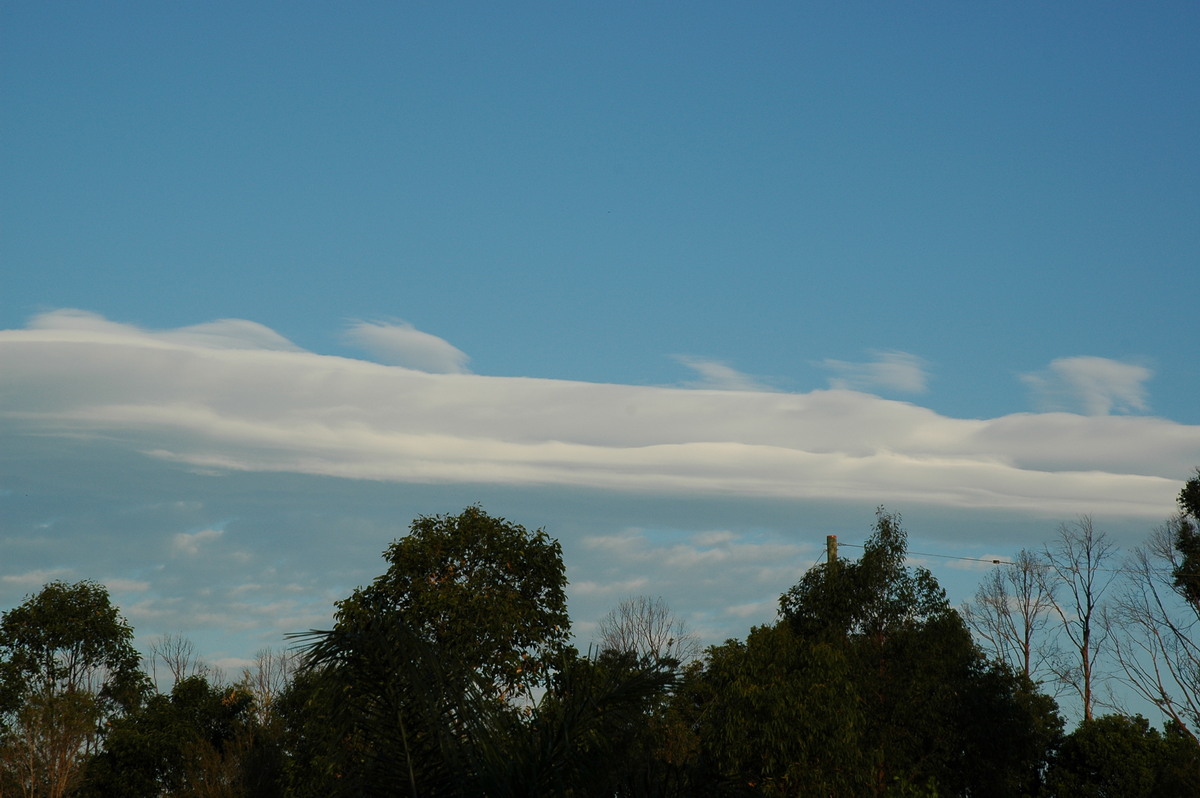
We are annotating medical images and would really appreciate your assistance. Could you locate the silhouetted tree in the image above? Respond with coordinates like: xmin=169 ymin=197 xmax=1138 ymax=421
xmin=1042 ymin=517 xmax=1117 ymax=722
xmin=686 ymin=509 xmax=1061 ymax=797
xmin=1046 ymin=713 xmax=1200 ymax=798
xmin=964 ymin=548 xmax=1056 ymax=682
xmin=596 ymin=595 xmax=701 ymax=666
xmin=1110 ymin=470 xmax=1200 ymax=744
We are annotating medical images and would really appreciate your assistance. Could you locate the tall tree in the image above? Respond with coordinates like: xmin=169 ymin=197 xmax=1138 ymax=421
xmin=0 ymin=580 xmax=146 ymax=798
xmin=1109 ymin=470 xmax=1200 ymax=744
xmin=336 ymin=505 xmax=571 ymax=698
xmin=964 ymin=548 xmax=1056 ymax=681
xmin=1042 ymin=516 xmax=1117 ymax=722
xmin=284 ymin=506 xmax=574 ymax=796
xmin=690 ymin=509 xmax=1060 ymax=797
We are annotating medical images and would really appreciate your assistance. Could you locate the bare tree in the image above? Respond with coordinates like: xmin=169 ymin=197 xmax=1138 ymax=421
xmin=148 ymin=632 xmax=212 ymax=688
xmin=963 ymin=548 xmax=1056 ymax=681
xmin=1108 ymin=520 xmax=1200 ymax=745
xmin=239 ymin=647 xmax=297 ymax=724
xmin=1041 ymin=516 xmax=1117 ymax=722
xmin=595 ymin=595 xmax=701 ymax=665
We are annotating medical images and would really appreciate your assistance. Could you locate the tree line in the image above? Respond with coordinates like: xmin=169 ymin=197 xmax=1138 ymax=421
xmin=2 ymin=474 xmax=1200 ymax=796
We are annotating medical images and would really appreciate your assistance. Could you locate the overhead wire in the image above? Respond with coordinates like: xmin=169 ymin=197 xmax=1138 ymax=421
xmin=837 ymin=541 xmax=1011 ymax=567
xmin=835 ymin=540 xmax=1200 ymax=578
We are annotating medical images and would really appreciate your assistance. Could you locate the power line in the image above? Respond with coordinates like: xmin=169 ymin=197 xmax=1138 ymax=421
xmin=837 ymin=542 xmax=1011 ymax=567
xmin=836 ymin=541 xmax=1200 ymax=578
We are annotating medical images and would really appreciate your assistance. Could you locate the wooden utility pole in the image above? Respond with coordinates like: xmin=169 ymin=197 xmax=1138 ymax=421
xmin=826 ymin=534 xmax=837 ymax=565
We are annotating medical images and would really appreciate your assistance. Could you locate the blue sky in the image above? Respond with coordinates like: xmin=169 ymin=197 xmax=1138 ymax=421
xmin=2 ymin=2 xmax=1198 ymax=718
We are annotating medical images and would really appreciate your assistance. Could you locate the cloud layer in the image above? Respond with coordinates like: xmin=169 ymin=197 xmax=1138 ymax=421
xmin=2 ymin=312 xmax=1191 ymax=518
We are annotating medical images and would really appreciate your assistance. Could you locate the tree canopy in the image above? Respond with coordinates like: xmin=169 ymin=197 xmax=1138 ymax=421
xmin=334 ymin=505 xmax=571 ymax=697
xmin=685 ymin=509 xmax=1061 ymax=797
xmin=1172 ymin=468 xmax=1200 ymax=609
xmin=0 ymin=580 xmax=147 ymax=798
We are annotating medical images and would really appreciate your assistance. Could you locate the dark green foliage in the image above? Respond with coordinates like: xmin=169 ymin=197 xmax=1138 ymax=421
xmin=474 ymin=649 xmax=678 ymax=797
xmin=959 ymin=665 xmax=1064 ymax=798
xmin=0 ymin=580 xmax=149 ymax=796
xmin=23 ymin=504 xmax=1200 ymax=795
xmin=1158 ymin=721 xmax=1200 ymax=797
xmin=337 ymin=505 xmax=571 ymax=697
xmin=285 ymin=613 xmax=464 ymax=796
xmin=281 ymin=506 xmax=687 ymax=796
xmin=1046 ymin=714 xmax=1200 ymax=798
xmin=80 ymin=675 xmax=277 ymax=797
xmin=781 ymin=509 xmax=951 ymax=645
xmin=692 ymin=624 xmax=865 ymax=796
xmin=0 ymin=580 xmax=146 ymax=717
xmin=685 ymin=509 xmax=1062 ymax=797
xmin=286 ymin=616 xmax=676 ymax=796
xmin=1172 ymin=469 xmax=1200 ymax=610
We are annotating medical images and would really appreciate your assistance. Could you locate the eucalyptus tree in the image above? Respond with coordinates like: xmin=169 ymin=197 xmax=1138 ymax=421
xmin=0 ymin=580 xmax=147 ymax=798
xmin=1041 ymin=516 xmax=1118 ymax=722
xmin=964 ymin=548 xmax=1056 ymax=682
xmin=79 ymin=675 xmax=272 ymax=798
xmin=1046 ymin=713 xmax=1200 ymax=798
xmin=688 ymin=509 xmax=1060 ymax=797
xmin=336 ymin=505 xmax=571 ymax=700
xmin=282 ymin=506 xmax=582 ymax=796
xmin=1110 ymin=469 xmax=1200 ymax=744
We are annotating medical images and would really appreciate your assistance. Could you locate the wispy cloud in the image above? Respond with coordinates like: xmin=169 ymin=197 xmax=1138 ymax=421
xmin=1021 ymin=356 xmax=1152 ymax=415
xmin=821 ymin=350 xmax=930 ymax=394
xmin=2 ymin=569 xmax=72 ymax=588
xmin=104 ymin=578 xmax=152 ymax=593
xmin=173 ymin=528 xmax=224 ymax=556
xmin=673 ymin=356 xmax=774 ymax=391
xmin=29 ymin=308 xmax=303 ymax=352
xmin=342 ymin=319 xmax=470 ymax=373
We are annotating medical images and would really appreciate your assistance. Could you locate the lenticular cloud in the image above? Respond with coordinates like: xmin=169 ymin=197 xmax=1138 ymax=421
xmin=342 ymin=318 xmax=471 ymax=373
xmin=1021 ymin=356 xmax=1153 ymax=416
xmin=1 ymin=311 xmax=1194 ymax=518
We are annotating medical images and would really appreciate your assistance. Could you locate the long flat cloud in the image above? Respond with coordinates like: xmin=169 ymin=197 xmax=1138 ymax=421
xmin=2 ymin=310 xmax=1194 ymax=519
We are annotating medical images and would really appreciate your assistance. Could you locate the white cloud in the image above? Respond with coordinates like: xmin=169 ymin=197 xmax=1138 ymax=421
xmin=673 ymin=356 xmax=774 ymax=391
xmin=29 ymin=309 xmax=303 ymax=352
xmin=342 ymin=319 xmax=470 ymax=373
xmin=173 ymin=528 xmax=224 ymax=556
xmin=0 ymin=312 xmax=1191 ymax=519
xmin=569 ymin=577 xmax=651 ymax=597
xmin=726 ymin=600 xmax=776 ymax=619
xmin=821 ymin=350 xmax=930 ymax=394
xmin=1021 ymin=356 xmax=1152 ymax=415
xmin=103 ymin=578 xmax=152 ymax=593
xmin=2 ymin=569 xmax=72 ymax=588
